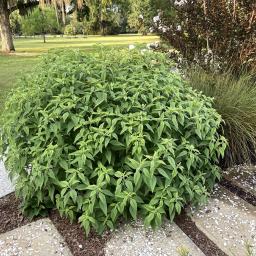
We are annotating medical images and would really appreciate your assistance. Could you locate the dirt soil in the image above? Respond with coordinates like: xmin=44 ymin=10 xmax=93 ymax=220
xmin=0 ymin=193 xmax=111 ymax=256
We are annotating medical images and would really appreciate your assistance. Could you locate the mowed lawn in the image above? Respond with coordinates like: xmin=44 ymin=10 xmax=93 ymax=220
xmin=0 ymin=34 xmax=159 ymax=110
xmin=0 ymin=55 xmax=38 ymax=111
xmin=12 ymin=34 xmax=159 ymax=53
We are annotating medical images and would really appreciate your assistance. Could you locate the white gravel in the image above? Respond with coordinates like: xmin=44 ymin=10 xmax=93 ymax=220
xmin=0 ymin=161 xmax=14 ymax=198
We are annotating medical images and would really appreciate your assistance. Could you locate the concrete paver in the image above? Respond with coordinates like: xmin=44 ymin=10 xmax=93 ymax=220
xmin=223 ymin=166 xmax=256 ymax=197
xmin=0 ymin=219 xmax=73 ymax=256
xmin=190 ymin=185 xmax=256 ymax=256
xmin=105 ymin=220 xmax=205 ymax=256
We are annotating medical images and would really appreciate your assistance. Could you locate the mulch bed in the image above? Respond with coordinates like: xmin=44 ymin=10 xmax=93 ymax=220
xmin=175 ymin=211 xmax=228 ymax=256
xmin=0 ymin=192 xmax=111 ymax=256
xmin=49 ymin=210 xmax=111 ymax=256
xmin=0 ymin=193 xmax=32 ymax=234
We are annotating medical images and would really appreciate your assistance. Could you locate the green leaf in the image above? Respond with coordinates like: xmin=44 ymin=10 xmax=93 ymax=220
xmin=99 ymin=193 xmax=108 ymax=216
xmin=158 ymin=168 xmax=170 ymax=180
xmin=59 ymin=181 xmax=69 ymax=188
xmin=111 ymin=207 xmax=118 ymax=221
xmin=115 ymin=171 xmax=124 ymax=178
xmin=149 ymin=176 xmax=157 ymax=192
xmin=125 ymin=158 xmax=139 ymax=169
xmin=106 ymin=149 xmax=112 ymax=164
xmin=70 ymin=189 xmax=77 ymax=203
xmin=175 ymin=202 xmax=181 ymax=214
xmin=125 ymin=180 xmax=133 ymax=192
xmin=102 ymin=189 xmax=113 ymax=197
xmin=157 ymin=121 xmax=164 ymax=138
xmin=155 ymin=212 xmax=162 ymax=227
xmin=63 ymin=112 xmax=69 ymax=122
xmin=168 ymin=157 xmax=176 ymax=170
xmin=172 ymin=115 xmax=179 ymax=130
xmin=134 ymin=170 xmax=141 ymax=186
xmin=144 ymin=213 xmax=154 ymax=226
xmin=129 ymin=198 xmax=137 ymax=220
xmin=59 ymin=159 xmax=69 ymax=171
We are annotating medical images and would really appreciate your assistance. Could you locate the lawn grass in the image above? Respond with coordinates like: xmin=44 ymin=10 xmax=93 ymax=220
xmin=0 ymin=34 xmax=159 ymax=111
xmin=10 ymin=34 xmax=159 ymax=53
xmin=0 ymin=55 xmax=38 ymax=111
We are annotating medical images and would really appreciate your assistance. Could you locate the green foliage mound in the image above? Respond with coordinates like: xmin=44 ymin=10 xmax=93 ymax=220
xmin=0 ymin=49 xmax=227 ymax=235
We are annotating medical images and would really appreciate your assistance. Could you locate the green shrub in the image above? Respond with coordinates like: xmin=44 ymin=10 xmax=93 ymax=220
xmin=0 ymin=49 xmax=227 ymax=235
xmin=64 ymin=21 xmax=85 ymax=36
xmin=188 ymin=68 xmax=256 ymax=167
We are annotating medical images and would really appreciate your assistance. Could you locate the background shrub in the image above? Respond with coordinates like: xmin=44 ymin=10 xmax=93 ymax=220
xmin=152 ymin=0 xmax=256 ymax=71
xmin=188 ymin=68 xmax=256 ymax=167
xmin=0 ymin=49 xmax=226 ymax=235
xmin=64 ymin=21 xmax=85 ymax=35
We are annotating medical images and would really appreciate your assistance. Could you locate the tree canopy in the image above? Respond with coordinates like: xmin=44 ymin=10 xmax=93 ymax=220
xmin=21 ymin=6 xmax=60 ymax=42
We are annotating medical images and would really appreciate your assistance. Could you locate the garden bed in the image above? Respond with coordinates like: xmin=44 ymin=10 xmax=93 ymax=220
xmin=0 ymin=193 xmax=111 ymax=256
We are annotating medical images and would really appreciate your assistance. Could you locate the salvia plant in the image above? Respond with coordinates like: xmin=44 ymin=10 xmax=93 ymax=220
xmin=0 ymin=48 xmax=227 ymax=236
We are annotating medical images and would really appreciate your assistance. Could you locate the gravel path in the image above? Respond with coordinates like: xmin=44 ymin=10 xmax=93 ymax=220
xmin=0 ymin=161 xmax=14 ymax=198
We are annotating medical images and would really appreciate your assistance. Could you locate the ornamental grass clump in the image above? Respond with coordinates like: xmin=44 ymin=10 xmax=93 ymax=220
xmin=188 ymin=68 xmax=256 ymax=167
xmin=0 ymin=49 xmax=227 ymax=235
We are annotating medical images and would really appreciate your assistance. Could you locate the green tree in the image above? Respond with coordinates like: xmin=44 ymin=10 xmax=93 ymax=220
xmin=0 ymin=0 xmax=38 ymax=52
xmin=0 ymin=0 xmax=68 ymax=52
xmin=21 ymin=7 xmax=60 ymax=43
xmin=82 ymin=0 xmax=113 ymax=35
xmin=127 ymin=0 xmax=152 ymax=34
xmin=10 ymin=10 xmax=22 ymax=35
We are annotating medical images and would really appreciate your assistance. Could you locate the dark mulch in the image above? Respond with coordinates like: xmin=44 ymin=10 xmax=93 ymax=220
xmin=0 ymin=192 xmax=111 ymax=256
xmin=220 ymin=178 xmax=256 ymax=206
xmin=0 ymin=193 xmax=32 ymax=234
xmin=49 ymin=210 xmax=111 ymax=256
xmin=175 ymin=211 xmax=228 ymax=256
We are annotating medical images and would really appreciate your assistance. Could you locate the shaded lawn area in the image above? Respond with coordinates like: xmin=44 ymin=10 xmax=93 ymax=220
xmin=0 ymin=34 xmax=159 ymax=111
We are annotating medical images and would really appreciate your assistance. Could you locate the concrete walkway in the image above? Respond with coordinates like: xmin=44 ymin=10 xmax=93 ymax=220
xmin=0 ymin=219 xmax=72 ymax=256
xmin=0 ymin=163 xmax=255 ymax=256
xmin=105 ymin=221 xmax=205 ymax=256
xmin=223 ymin=166 xmax=256 ymax=197
xmin=190 ymin=184 xmax=256 ymax=256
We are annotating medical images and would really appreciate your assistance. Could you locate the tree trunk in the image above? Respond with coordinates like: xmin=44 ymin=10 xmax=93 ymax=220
xmin=61 ymin=1 xmax=66 ymax=25
xmin=73 ymin=4 xmax=78 ymax=22
xmin=0 ymin=0 xmax=15 ymax=52
xmin=43 ymin=34 xmax=46 ymax=43
xmin=53 ymin=0 xmax=60 ymax=26
xmin=98 ymin=0 xmax=103 ymax=35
